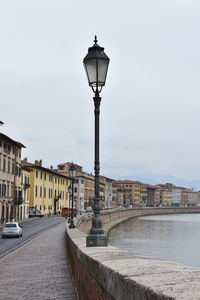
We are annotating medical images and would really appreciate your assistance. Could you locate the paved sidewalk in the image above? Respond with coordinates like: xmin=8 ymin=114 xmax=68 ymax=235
xmin=0 ymin=221 xmax=76 ymax=300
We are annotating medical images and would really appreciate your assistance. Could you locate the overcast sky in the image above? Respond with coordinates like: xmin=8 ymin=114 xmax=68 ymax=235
xmin=1 ymin=0 xmax=200 ymax=186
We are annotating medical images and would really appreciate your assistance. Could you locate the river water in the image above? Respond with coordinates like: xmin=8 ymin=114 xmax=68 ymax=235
xmin=108 ymin=213 xmax=200 ymax=268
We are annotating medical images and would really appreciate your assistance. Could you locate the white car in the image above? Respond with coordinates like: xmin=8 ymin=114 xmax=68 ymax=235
xmin=2 ymin=222 xmax=23 ymax=238
xmin=86 ymin=206 xmax=93 ymax=212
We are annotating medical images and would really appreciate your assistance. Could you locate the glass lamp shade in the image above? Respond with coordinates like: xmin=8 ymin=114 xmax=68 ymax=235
xmin=83 ymin=36 xmax=110 ymax=90
xmin=69 ymin=164 xmax=77 ymax=178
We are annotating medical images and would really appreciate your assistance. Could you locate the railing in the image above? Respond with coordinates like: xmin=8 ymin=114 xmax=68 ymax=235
xmin=14 ymin=190 xmax=23 ymax=205
xmin=24 ymin=183 xmax=30 ymax=189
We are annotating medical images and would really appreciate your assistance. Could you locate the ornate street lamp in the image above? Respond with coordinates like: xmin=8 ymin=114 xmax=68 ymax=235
xmin=83 ymin=36 xmax=110 ymax=247
xmin=69 ymin=163 xmax=76 ymax=229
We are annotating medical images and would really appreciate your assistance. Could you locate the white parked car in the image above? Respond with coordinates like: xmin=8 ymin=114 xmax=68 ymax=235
xmin=86 ymin=206 xmax=93 ymax=212
xmin=2 ymin=222 xmax=23 ymax=238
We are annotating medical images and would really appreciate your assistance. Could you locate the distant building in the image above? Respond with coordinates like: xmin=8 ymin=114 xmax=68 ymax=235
xmin=181 ymin=189 xmax=198 ymax=207
xmin=147 ymin=185 xmax=156 ymax=207
xmin=113 ymin=180 xmax=148 ymax=207
xmin=57 ymin=162 xmax=95 ymax=211
xmin=157 ymin=183 xmax=181 ymax=207
xmin=100 ymin=176 xmax=113 ymax=209
xmin=22 ymin=159 xmax=71 ymax=215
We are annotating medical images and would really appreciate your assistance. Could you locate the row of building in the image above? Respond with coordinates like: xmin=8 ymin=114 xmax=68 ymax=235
xmin=1 ymin=132 xmax=200 ymax=223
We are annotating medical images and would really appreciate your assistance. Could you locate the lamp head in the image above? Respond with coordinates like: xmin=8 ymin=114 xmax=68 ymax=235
xmin=83 ymin=36 xmax=110 ymax=93
xmin=69 ymin=163 xmax=77 ymax=178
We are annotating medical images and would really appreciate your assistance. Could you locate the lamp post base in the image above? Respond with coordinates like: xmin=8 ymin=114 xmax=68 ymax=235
xmin=69 ymin=224 xmax=75 ymax=229
xmin=86 ymin=234 xmax=107 ymax=247
xmin=69 ymin=221 xmax=75 ymax=229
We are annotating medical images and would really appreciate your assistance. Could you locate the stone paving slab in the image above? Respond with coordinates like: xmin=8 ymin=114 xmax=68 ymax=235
xmin=0 ymin=221 xmax=76 ymax=300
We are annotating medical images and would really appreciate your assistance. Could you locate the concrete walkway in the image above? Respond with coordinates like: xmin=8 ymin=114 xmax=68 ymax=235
xmin=0 ymin=221 xmax=76 ymax=300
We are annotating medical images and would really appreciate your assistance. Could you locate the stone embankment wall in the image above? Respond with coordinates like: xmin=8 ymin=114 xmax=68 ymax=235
xmin=66 ymin=208 xmax=200 ymax=300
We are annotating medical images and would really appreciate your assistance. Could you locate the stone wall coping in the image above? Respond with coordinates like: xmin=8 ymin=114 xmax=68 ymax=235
xmin=67 ymin=225 xmax=200 ymax=300
xmin=68 ymin=208 xmax=200 ymax=300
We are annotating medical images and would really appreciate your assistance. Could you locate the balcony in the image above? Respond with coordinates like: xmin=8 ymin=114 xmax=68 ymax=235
xmin=14 ymin=196 xmax=23 ymax=205
xmin=14 ymin=190 xmax=23 ymax=205
xmin=24 ymin=183 xmax=30 ymax=189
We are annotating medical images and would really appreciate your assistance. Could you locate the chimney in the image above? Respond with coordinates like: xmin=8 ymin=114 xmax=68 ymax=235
xmin=50 ymin=165 xmax=53 ymax=170
xmin=35 ymin=160 xmax=38 ymax=165
xmin=23 ymin=157 xmax=28 ymax=163
xmin=39 ymin=160 xmax=42 ymax=166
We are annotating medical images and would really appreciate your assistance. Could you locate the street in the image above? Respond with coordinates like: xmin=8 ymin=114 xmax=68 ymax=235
xmin=0 ymin=216 xmax=67 ymax=258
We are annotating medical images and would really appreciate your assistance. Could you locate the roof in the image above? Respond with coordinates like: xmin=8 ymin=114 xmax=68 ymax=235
xmin=113 ymin=180 xmax=145 ymax=185
xmin=0 ymin=132 xmax=26 ymax=148
xmin=22 ymin=165 xmax=33 ymax=172
xmin=22 ymin=160 xmax=71 ymax=179
xmin=99 ymin=175 xmax=114 ymax=182
xmin=57 ymin=169 xmax=95 ymax=181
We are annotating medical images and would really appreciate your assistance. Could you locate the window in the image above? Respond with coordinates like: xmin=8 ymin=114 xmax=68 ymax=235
xmin=2 ymin=184 xmax=6 ymax=196
xmin=11 ymin=184 xmax=14 ymax=197
xmin=55 ymin=177 xmax=57 ymax=183
xmin=44 ymin=173 xmax=46 ymax=180
xmin=8 ymin=160 xmax=10 ymax=173
xmin=40 ymin=187 xmax=42 ymax=197
xmin=7 ymin=184 xmax=9 ymax=197
xmin=49 ymin=188 xmax=50 ymax=198
xmin=12 ymin=161 xmax=15 ymax=174
xmin=74 ymin=187 xmax=77 ymax=193
xmin=81 ymin=179 xmax=84 ymax=184
xmin=75 ymin=179 xmax=78 ymax=184
xmin=44 ymin=187 xmax=46 ymax=198
xmin=40 ymin=172 xmax=42 ymax=179
xmin=36 ymin=170 xmax=38 ymax=178
xmin=35 ymin=186 xmax=38 ymax=197
xmin=3 ymin=158 xmax=6 ymax=172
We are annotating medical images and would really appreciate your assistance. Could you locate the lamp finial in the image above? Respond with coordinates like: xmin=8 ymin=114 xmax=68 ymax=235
xmin=94 ymin=35 xmax=98 ymax=44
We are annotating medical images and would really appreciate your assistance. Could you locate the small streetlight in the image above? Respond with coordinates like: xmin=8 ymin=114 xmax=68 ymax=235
xmin=69 ymin=163 xmax=76 ymax=229
xmin=83 ymin=36 xmax=110 ymax=247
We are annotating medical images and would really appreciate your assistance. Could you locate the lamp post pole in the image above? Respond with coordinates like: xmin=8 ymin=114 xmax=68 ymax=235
xmin=68 ymin=185 xmax=72 ymax=223
xmin=69 ymin=164 xmax=76 ymax=229
xmin=83 ymin=36 xmax=110 ymax=247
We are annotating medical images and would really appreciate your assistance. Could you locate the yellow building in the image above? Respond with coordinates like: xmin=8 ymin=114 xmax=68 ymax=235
xmin=160 ymin=189 xmax=172 ymax=206
xmin=113 ymin=180 xmax=148 ymax=207
xmin=22 ymin=159 xmax=71 ymax=214
xmin=20 ymin=166 xmax=32 ymax=219
xmin=140 ymin=184 xmax=148 ymax=206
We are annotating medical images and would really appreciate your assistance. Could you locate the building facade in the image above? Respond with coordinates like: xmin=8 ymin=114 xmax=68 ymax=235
xmin=99 ymin=176 xmax=113 ymax=209
xmin=0 ymin=133 xmax=25 ymax=223
xmin=20 ymin=166 xmax=32 ymax=219
xmin=57 ymin=162 xmax=96 ymax=211
xmin=113 ymin=180 xmax=148 ymax=207
xmin=22 ymin=159 xmax=71 ymax=214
